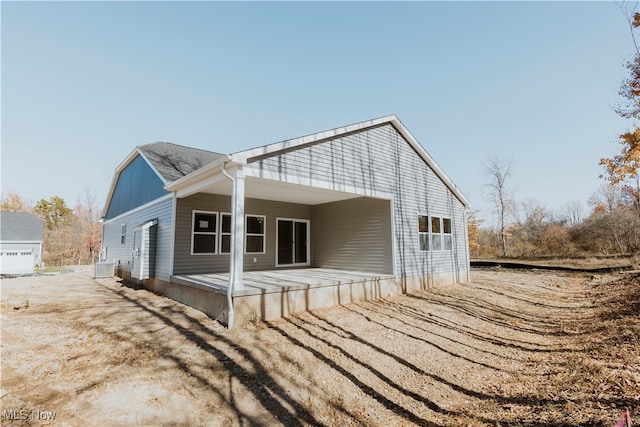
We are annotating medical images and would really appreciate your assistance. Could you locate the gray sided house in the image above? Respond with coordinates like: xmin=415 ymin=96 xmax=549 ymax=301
xmin=101 ymin=115 xmax=471 ymax=327
xmin=0 ymin=212 xmax=44 ymax=275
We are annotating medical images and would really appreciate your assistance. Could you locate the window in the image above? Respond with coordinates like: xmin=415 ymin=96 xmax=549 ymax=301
xmin=418 ymin=215 xmax=453 ymax=252
xmin=245 ymin=215 xmax=266 ymax=254
xmin=192 ymin=211 xmax=218 ymax=254
xmin=442 ymin=218 xmax=453 ymax=250
xmin=431 ymin=216 xmax=442 ymax=251
xmin=418 ymin=215 xmax=429 ymax=251
xmin=120 ymin=224 xmax=126 ymax=245
xmin=220 ymin=213 xmax=231 ymax=254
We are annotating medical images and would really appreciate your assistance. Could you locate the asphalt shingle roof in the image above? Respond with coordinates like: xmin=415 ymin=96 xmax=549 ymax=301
xmin=138 ymin=142 xmax=226 ymax=183
xmin=0 ymin=212 xmax=44 ymax=241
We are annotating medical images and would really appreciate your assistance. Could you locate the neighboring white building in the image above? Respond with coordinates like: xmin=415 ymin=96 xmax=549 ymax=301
xmin=0 ymin=212 xmax=44 ymax=275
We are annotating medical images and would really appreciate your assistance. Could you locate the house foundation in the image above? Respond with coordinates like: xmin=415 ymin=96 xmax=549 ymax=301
xmin=121 ymin=268 xmax=467 ymax=327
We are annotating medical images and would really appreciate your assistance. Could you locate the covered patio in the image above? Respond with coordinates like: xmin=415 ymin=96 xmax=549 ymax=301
xmin=169 ymin=268 xmax=400 ymax=324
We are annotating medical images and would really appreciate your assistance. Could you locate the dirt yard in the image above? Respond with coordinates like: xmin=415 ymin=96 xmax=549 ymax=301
xmin=1 ymin=267 xmax=638 ymax=426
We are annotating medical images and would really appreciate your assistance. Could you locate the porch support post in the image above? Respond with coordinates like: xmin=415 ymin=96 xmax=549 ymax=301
xmin=230 ymin=167 xmax=245 ymax=291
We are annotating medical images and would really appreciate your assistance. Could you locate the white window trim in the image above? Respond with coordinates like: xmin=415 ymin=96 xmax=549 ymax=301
xmin=245 ymin=214 xmax=266 ymax=254
xmin=219 ymin=212 xmax=231 ymax=255
xmin=418 ymin=215 xmax=453 ymax=252
xmin=191 ymin=210 xmax=218 ymax=255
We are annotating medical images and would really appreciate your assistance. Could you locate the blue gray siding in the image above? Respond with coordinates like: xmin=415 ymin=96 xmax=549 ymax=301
xmin=246 ymin=123 xmax=469 ymax=281
xmin=101 ymin=196 xmax=173 ymax=281
xmin=105 ymin=154 xmax=169 ymax=220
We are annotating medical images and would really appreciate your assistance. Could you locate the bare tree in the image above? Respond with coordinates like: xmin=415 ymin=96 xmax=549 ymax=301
xmin=564 ymin=199 xmax=584 ymax=226
xmin=588 ymin=184 xmax=627 ymax=253
xmin=483 ymin=156 xmax=516 ymax=257
xmin=74 ymin=189 xmax=102 ymax=265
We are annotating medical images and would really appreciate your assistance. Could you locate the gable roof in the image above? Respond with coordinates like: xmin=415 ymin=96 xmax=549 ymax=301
xmin=107 ymin=115 xmax=471 ymax=215
xmin=0 ymin=212 xmax=44 ymax=242
xmin=230 ymin=115 xmax=471 ymax=208
xmin=102 ymin=142 xmax=226 ymax=218
xmin=138 ymin=142 xmax=226 ymax=183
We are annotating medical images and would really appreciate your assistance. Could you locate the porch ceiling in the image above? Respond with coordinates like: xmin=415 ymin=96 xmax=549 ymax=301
xmin=195 ymin=176 xmax=361 ymax=205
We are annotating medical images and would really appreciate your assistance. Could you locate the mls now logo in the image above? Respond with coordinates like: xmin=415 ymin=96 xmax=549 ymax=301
xmin=3 ymin=408 xmax=56 ymax=421
xmin=3 ymin=409 xmax=29 ymax=421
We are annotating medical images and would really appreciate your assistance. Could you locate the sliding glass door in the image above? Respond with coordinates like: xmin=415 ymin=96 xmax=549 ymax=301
xmin=277 ymin=218 xmax=309 ymax=266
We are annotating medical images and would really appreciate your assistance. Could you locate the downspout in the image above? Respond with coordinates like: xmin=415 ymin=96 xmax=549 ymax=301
xmin=463 ymin=208 xmax=471 ymax=283
xmin=221 ymin=161 xmax=235 ymax=329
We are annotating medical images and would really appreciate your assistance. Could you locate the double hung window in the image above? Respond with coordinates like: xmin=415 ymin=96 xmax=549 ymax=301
xmin=192 ymin=211 xmax=218 ymax=254
xmin=190 ymin=211 xmax=267 ymax=255
xmin=220 ymin=213 xmax=231 ymax=254
xmin=245 ymin=215 xmax=266 ymax=254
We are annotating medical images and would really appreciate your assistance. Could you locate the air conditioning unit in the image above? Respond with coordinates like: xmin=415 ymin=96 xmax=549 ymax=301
xmin=94 ymin=262 xmax=116 ymax=278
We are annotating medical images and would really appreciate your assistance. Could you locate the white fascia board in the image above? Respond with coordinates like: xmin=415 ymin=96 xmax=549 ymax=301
xmin=230 ymin=115 xmax=398 ymax=163
xmin=389 ymin=116 xmax=471 ymax=209
xmin=164 ymin=156 xmax=232 ymax=197
xmin=174 ymin=173 xmax=228 ymax=199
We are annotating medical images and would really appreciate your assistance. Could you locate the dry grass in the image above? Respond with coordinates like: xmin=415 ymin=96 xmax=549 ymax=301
xmin=1 ymin=267 xmax=638 ymax=426
xmin=462 ymin=271 xmax=640 ymax=426
xmin=473 ymin=255 xmax=640 ymax=270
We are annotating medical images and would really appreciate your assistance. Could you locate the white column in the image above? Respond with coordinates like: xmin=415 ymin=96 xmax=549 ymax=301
xmin=230 ymin=167 xmax=245 ymax=290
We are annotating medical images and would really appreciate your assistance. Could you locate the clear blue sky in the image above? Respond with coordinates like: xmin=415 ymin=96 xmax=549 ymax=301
xmin=1 ymin=1 xmax=633 ymax=225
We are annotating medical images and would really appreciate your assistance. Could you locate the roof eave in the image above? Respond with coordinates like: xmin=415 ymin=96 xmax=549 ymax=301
xmin=164 ymin=155 xmax=233 ymax=196
xmin=230 ymin=115 xmax=399 ymax=164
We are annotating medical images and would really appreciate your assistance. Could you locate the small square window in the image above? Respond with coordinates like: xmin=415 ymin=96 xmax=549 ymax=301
xmin=193 ymin=234 xmax=216 ymax=253
xmin=194 ymin=212 xmax=217 ymax=233
xmin=246 ymin=216 xmax=264 ymax=234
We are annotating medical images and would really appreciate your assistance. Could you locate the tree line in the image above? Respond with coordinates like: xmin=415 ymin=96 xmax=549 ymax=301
xmin=1 ymin=192 xmax=101 ymax=267
xmin=469 ymin=177 xmax=640 ymax=259
xmin=473 ymin=5 xmax=640 ymax=260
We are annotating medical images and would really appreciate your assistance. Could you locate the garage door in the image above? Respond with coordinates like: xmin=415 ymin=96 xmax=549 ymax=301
xmin=0 ymin=251 xmax=34 ymax=275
